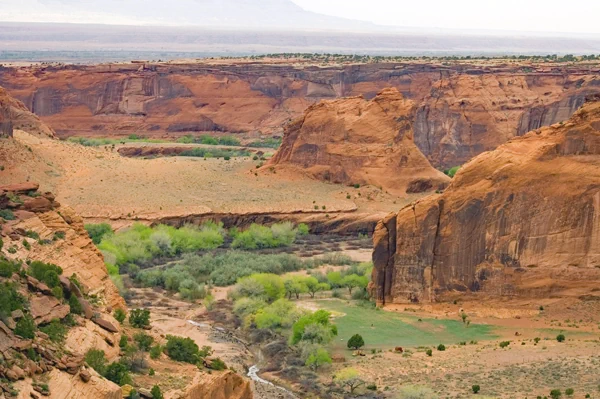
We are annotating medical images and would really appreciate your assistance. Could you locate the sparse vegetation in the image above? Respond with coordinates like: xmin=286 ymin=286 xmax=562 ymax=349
xmin=129 ymin=309 xmax=151 ymax=329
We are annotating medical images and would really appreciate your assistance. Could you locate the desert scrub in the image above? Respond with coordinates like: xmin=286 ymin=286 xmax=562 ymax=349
xmin=179 ymin=147 xmax=250 ymax=158
xmin=230 ymin=222 xmax=300 ymax=249
xmin=98 ymin=222 xmax=225 ymax=267
xmin=137 ymin=251 xmax=311 ymax=289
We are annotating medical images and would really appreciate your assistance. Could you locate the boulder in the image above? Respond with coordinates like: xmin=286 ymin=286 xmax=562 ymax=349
xmin=92 ymin=318 xmax=119 ymax=333
xmin=30 ymin=296 xmax=70 ymax=325
xmin=79 ymin=369 xmax=91 ymax=383
xmin=23 ymin=197 xmax=54 ymax=213
xmin=0 ymin=183 xmax=39 ymax=194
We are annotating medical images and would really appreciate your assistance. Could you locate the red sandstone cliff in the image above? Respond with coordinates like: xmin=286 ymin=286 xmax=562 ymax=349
xmin=269 ymin=88 xmax=449 ymax=194
xmin=0 ymin=86 xmax=55 ymax=138
xmin=372 ymin=95 xmax=600 ymax=304
xmin=1 ymin=62 xmax=599 ymax=167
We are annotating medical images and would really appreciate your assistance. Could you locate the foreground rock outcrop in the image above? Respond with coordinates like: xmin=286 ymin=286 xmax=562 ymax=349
xmin=269 ymin=88 xmax=450 ymax=194
xmin=372 ymin=95 xmax=600 ymax=304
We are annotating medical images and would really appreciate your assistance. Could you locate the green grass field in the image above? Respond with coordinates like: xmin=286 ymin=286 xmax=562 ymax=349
xmin=315 ymin=299 xmax=498 ymax=351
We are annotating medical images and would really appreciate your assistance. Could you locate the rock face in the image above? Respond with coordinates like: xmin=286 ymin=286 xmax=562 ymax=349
xmin=0 ymin=86 xmax=55 ymax=138
xmin=1 ymin=62 xmax=599 ymax=167
xmin=269 ymin=88 xmax=450 ymax=194
xmin=372 ymin=96 xmax=600 ymax=304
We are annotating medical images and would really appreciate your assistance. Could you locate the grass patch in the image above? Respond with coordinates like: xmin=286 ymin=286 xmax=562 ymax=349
xmin=314 ymin=299 xmax=497 ymax=350
xmin=179 ymin=147 xmax=250 ymax=158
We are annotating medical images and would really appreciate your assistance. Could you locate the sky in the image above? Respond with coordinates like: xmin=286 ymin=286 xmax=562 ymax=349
xmin=291 ymin=0 xmax=600 ymax=35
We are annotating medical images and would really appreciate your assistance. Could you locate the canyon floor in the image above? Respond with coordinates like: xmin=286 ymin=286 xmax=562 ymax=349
xmin=0 ymin=130 xmax=413 ymax=227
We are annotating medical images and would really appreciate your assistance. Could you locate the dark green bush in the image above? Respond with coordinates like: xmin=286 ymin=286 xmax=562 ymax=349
xmin=40 ymin=319 xmax=67 ymax=343
xmin=15 ymin=314 xmax=37 ymax=339
xmin=209 ymin=358 xmax=227 ymax=371
xmin=84 ymin=223 xmax=113 ymax=244
xmin=165 ymin=335 xmax=200 ymax=364
xmin=0 ymin=258 xmax=20 ymax=277
xmin=69 ymin=295 xmax=83 ymax=315
xmin=114 ymin=308 xmax=126 ymax=324
xmin=150 ymin=345 xmax=162 ymax=360
xmin=134 ymin=332 xmax=154 ymax=352
xmin=499 ymin=341 xmax=510 ymax=348
xmin=550 ymin=389 xmax=562 ymax=399
xmin=437 ymin=344 xmax=446 ymax=351
xmin=28 ymin=261 xmax=63 ymax=287
xmin=129 ymin=309 xmax=151 ymax=329
xmin=557 ymin=334 xmax=566 ymax=342
xmin=0 ymin=282 xmax=27 ymax=318
xmin=151 ymin=385 xmax=164 ymax=399
xmin=0 ymin=209 xmax=15 ymax=220
xmin=426 ymin=349 xmax=432 ymax=356
xmin=120 ymin=335 xmax=129 ymax=349
xmin=105 ymin=362 xmax=132 ymax=386
xmin=472 ymin=385 xmax=481 ymax=394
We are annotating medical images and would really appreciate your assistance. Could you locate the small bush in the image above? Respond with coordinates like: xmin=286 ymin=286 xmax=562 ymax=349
xmin=15 ymin=315 xmax=37 ymax=339
xmin=0 ymin=258 xmax=20 ymax=277
xmin=209 ymin=358 xmax=227 ymax=371
xmin=0 ymin=209 xmax=16 ymax=220
xmin=367 ymin=384 xmax=377 ymax=391
xmin=22 ymin=240 xmax=31 ymax=250
xmin=120 ymin=335 xmax=129 ymax=349
xmin=565 ymin=389 xmax=574 ymax=396
xmin=85 ymin=223 xmax=113 ymax=244
xmin=437 ymin=344 xmax=446 ymax=351
xmin=550 ymin=389 xmax=562 ymax=399
xmin=69 ymin=295 xmax=83 ymax=315
xmin=472 ymin=385 xmax=481 ymax=394
xmin=426 ymin=349 xmax=433 ymax=356
xmin=129 ymin=309 xmax=151 ymax=329
xmin=40 ymin=319 xmax=67 ymax=343
xmin=85 ymin=349 xmax=107 ymax=375
xmin=165 ymin=335 xmax=200 ymax=364
xmin=114 ymin=308 xmax=126 ymax=324
xmin=150 ymin=345 xmax=162 ymax=360
xmin=557 ymin=334 xmax=566 ymax=342
xmin=499 ymin=341 xmax=510 ymax=348
xmin=134 ymin=332 xmax=154 ymax=352
xmin=151 ymin=385 xmax=164 ymax=399
xmin=105 ymin=362 xmax=132 ymax=386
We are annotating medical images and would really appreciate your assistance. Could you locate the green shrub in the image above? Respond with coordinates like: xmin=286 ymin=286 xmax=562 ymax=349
xmin=0 ymin=209 xmax=15 ymax=220
xmin=129 ymin=309 xmax=151 ymax=329
xmin=305 ymin=347 xmax=332 ymax=371
xmin=0 ymin=258 xmax=20 ymax=277
xmin=437 ymin=344 xmax=446 ymax=351
xmin=134 ymin=332 xmax=154 ymax=352
xmin=426 ymin=349 xmax=433 ymax=356
xmin=0 ymin=282 xmax=27 ymax=318
xmin=114 ymin=308 xmax=126 ymax=324
xmin=565 ymin=389 xmax=574 ymax=396
xmin=366 ymin=384 xmax=377 ymax=391
xmin=444 ymin=166 xmax=461 ymax=178
xmin=557 ymin=334 xmax=566 ymax=342
xmin=15 ymin=314 xmax=37 ymax=339
xmin=119 ymin=335 xmax=129 ymax=349
xmin=209 ymin=358 xmax=227 ymax=371
xmin=165 ymin=335 xmax=200 ymax=364
xmin=297 ymin=223 xmax=310 ymax=235
xmin=53 ymin=231 xmax=66 ymax=240
xmin=69 ymin=295 xmax=83 ymax=315
xmin=347 ymin=334 xmax=365 ymax=350
xmin=499 ymin=341 xmax=510 ymax=348
xmin=150 ymin=345 xmax=163 ymax=360
xmin=550 ymin=389 xmax=562 ymax=399
xmin=105 ymin=362 xmax=132 ymax=386
xmin=40 ymin=319 xmax=67 ymax=343
xmin=28 ymin=261 xmax=63 ymax=286
xmin=85 ymin=223 xmax=113 ymax=245
xmin=232 ymin=222 xmax=298 ymax=249
xmin=85 ymin=349 xmax=107 ymax=375
xmin=151 ymin=385 xmax=164 ymax=399
xmin=291 ymin=310 xmax=336 ymax=345
xmin=22 ymin=240 xmax=31 ymax=250
xmin=472 ymin=385 xmax=481 ymax=394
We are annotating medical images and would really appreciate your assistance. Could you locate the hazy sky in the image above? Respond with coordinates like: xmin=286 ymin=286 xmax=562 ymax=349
xmin=292 ymin=0 xmax=600 ymax=34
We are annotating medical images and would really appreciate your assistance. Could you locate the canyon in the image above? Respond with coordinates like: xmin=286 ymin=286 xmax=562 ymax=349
xmin=1 ymin=60 xmax=600 ymax=168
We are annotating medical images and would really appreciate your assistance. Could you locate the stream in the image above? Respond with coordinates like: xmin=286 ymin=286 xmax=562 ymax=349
xmin=187 ymin=321 xmax=297 ymax=398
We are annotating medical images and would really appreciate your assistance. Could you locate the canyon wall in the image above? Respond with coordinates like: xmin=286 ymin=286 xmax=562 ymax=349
xmin=1 ymin=62 xmax=599 ymax=167
xmin=269 ymin=88 xmax=449 ymax=194
xmin=372 ymin=96 xmax=600 ymax=304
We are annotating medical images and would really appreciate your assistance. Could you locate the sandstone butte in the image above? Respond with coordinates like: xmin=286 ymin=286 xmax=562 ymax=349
xmin=1 ymin=61 xmax=600 ymax=168
xmin=268 ymin=88 xmax=450 ymax=195
xmin=372 ymin=94 xmax=600 ymax=305
xmin=0 ymin=91 xmax=252 ymax=399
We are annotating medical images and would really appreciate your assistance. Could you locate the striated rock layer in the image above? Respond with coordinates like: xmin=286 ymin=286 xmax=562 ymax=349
xmin=1 ymin=62 xmax=600 ymax=167
xmin=268 ymin=88 xmax=450 ymax=195
xmin=372 ymin=96 xmax=600 ymax=304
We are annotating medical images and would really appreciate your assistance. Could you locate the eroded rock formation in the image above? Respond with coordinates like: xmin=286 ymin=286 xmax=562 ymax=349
xmin=269 ymin=88 xmax=450 ymax=194
xmin=372 ymin=95 xmax=600 ymax=304
xmin=0 ymin=86 xmax=55 ymax=138
xmin=1 ymin=62 xmax=599 ymax=167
